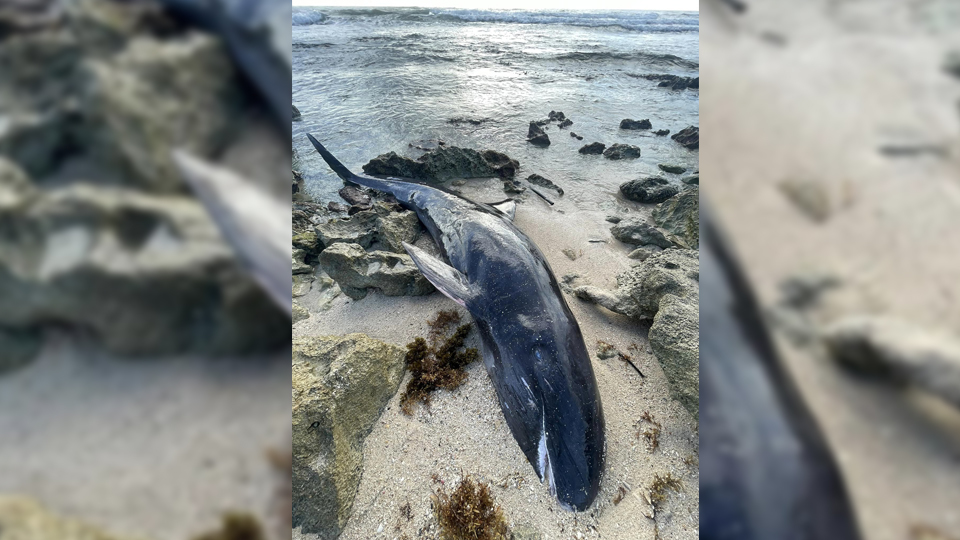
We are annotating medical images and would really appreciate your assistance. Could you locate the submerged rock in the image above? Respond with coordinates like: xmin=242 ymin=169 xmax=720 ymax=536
xmin=292 ymin=104 xmax=301 ymax=119
xmin=603 ymin=143 xmax=642 ymax=160
xmin=558 ymin=118 xmax=573 ymax=128
xmin=639 ymin=74 xmax=699 ymax=90
xmin=654 ymin=129 xmax=671 ymax=136
xmin=0 ymin=184 xmax=288 ymax=356
xmin=579 ymin=142 xmax=606 ymax=155
xmin=671 ymin=126 xmax=699 ymax=150
xmin=526 ymin=173 xmax=563 ymax=196
xmin=362 ymin=146 xmax=519 ymax=181
xmin=318 ymin=243 xmax=434 ymax=300
xmin=574 ymin=249 xmax=699 ymax=417
xmin=620 ymin=177 xmax=678 ymax=204
xmin=292 ymin=334 xmax=406 ymax=538
xmin=681 ymin=175 xmax=699 ymax=185
xmin=619 ymin=118 xmax=652 ymax=130
xmin=527 ymin=122 xmax=551 ymax=147
xmin=610 ymin=218 xmax=674 ymax=248
xmin=547 ymin=110 xmax=566 ymax=122
xmin=658 ymin=163 xmax=686 ymax=174
xmin=570 ymin=132 xmax=584 ymax=141
xmin=653 ymin=187 xmax=699 ymax=249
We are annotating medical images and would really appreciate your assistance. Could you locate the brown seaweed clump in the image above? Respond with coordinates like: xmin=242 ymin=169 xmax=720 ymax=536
xmin=191 ymin=512 xmax=266 ymax=540
xmin=649 ymin=473 xmax=683 ymax=509
xmin=434 ymin=475 xmax=509 ymax=540
xmin=635 ymin=411 xmax=663 ymax=452
xmin=400 ymin=310 xmax=480 ymax=415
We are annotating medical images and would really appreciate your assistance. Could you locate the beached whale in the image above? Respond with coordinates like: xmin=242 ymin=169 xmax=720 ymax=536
xmin=307 ymin=134 xmax=605 ymax=511
xmin=700 ymin=201 xmax=862 ymax=539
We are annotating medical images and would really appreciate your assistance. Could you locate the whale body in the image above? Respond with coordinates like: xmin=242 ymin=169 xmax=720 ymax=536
xmin=308 ymin=134 xmax=605 ymax=510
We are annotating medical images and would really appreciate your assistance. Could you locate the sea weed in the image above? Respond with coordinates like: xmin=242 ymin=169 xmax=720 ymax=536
xmin=434 ymin=475 xmax=509 ymax=540
xmin=400 ymin=311 xmax=480 ymax=415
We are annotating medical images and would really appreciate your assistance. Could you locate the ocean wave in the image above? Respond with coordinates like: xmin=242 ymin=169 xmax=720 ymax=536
xmin=292 ymin=9 xmax=326 ymax=26
xmin=429 ymin=9 xmax=699 ymax=33
xmin=553 ymin=51 xmax=699 ymax=69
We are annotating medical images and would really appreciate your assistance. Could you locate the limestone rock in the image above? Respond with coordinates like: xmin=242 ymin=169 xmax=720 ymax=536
xmin=579 ymin=142 xmax=606 ymax=155
xmin=610 ymin=219 xmax=675 ymax=248
xmin=620 ymin=177 xmax=678 ymax=204
xmin=671 ymin=126 xmax=699 ymax=150
xmin=603 ymin=143 xmax=642 ymax=160
xmin=652 ymin=187 xmax=699 ymax=249
xmin=318 ymin=243 xmax=434 ymax=300
xmin=526 ymin=173 xmax=563 ymax=196
xmin=0 ymin=496 xmax=149 ymax=540
xmin=527 ymin=122 xmax=550 ymax=147
xmin=619 ymin=118 xmax=652 ymax=130
xmin=362 ymin=146 xmax=519 ymax=182
xmin=649 ymin=294 xmax=700 ymax=417
xmin=292 ymin=334 xmax=406 ymax=537
xmin=658 ymin=164 xmax=686 ymax=174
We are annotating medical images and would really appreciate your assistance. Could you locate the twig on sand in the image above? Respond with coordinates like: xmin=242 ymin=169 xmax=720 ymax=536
xmin=528 ymin=186 xmax=555 ymax=205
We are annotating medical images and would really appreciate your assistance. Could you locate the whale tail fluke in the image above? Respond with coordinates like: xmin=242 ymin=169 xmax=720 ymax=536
xmin=306 ymin=133 xmax=358 ymax=182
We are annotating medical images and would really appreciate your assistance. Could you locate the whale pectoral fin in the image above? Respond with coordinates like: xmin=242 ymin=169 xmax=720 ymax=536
xmin=487 ymin=199 xmax=517 ymax=221
xmin=402 ymin=242 xmax=475 ymax=308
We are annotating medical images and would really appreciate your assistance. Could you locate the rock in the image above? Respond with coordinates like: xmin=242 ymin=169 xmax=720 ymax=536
xmin=654 ymin=129 xmax=671 ymax=136
xmin=652 ymin=187 xmax=699 ymax=248
xmin=292 ymin=170 xmax=307 ymax=202
xmin=292 ymin=302 xmax=309 ymax=323
xmin=0 ymin=326 xmax=42 ymax=376
xmin=292 ymin=334 xmax=406 ymax=537
xmin=293 ymin=248 xmax=313 ymax=275
xmin=0 ymin=184 xmax=288 ymax=356
xmin=579 ymin=142 xmax=606 ymax=155
xmin=559 ymin=118 xmax=573 ymax=128
xmin=603 ymin=144 xmax=642 ymax=160
xmin=778 ymin=179 xmax=830 ymax=223
xmin=943 ymin=50 xmax=960 ymax=79
xmin=83 ymin=33 xmax=244 ymax=192
xmin=620 ymin=177 xmax=679 ymax=204
xmin=547 ymin=110 xmax=566 ymax=122
xmin=315 ymin=205 xmax=420 ymax=254
xmin=823 ymin=317 xmax=960 ymax=409
xmin=318 ymin=243 xmax=434 ymax=300
xmin=316 ymin=211 xmax=379 ymax=249
xmin=526 ymin=173 xmax=563 ymax=195
xmin=503 ymin=179 xmax=525 ymax=194
xmin=448 ymin=117 xmax=489 ymax=125
xmin=611 ymin=218 xmax=674 ymax=248
xmin=681 ymin=175 xmax=699 ymax=185
xmin=627 ymin=245 xmax=661 ymax=261
xmin=362 ymin=146 xmax=519 ymax=181
xmin=570 ymin=132 xmax=584 ymax=140
xmin=527 ymin=122 xmax=550 ymax=147
xmin=671 ymin=126 xmax=699 ymax=150
xmin=0 ymin=496 xmax=146 ymax=540
xmin=327 ymin=201 xmax=349 ymax=213
xmin=375 ymin=207 xmax=421 ymax=253
xmin=292 ymin=104 xmax=301 ymax=119
xmin=562 ymin=248 xmax=579 ymax=261
xmin=649 ymin=294 xmax=700 ymax=417
xmin=574 ymin=249 xmax=699 ymax=417
xmin=338 ymin=185 xmax=371 ymax=207
xmin=619 ymin=118 xmax=652 ymax=130
xmin=605 ymin=215 xmax=622 ymax=224
xmin=292 ymin=230 xmax=320 ymax=255
xmin=292 ymin=274 xmax=314 ymax=297
xmin=0 ymin=157 xmax=37 ymax=210
xmin=658 ymin=164 xmax=686 ymax=174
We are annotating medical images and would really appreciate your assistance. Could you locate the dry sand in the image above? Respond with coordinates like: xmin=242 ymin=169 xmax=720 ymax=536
xmin=0 ymin=334 xmax=292 ymax=540
xmin=293 ymin=179 xmax=700 ymax=539
xmin=703 ymin=0 xmax=960 ymax=538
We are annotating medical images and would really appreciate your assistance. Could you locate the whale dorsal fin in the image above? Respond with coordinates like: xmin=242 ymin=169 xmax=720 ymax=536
xmin=402 ymin=242 xmax=475 ymax=308
xmin=488 ymin=199 xmax=517 ymax=221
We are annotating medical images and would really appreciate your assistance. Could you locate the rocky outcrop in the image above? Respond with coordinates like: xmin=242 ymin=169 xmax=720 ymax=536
xmin=620 ymin=118 xmax=652 ymax=130
xmin=292 ymin=104 xmax=301 ymax=119
xmin=315 ymin=204 xmax=420 ymax=254
xmin=610 ymin=218 xmax=675 ymax=248
xmin=526 ymin=174 xmax=563 ymax=196
xmin=620 ymin=177 xmax=679 ymax=204
xmin=547 ymin=111 xmax=566 ymax=122
xmin=653 ymin=187 xmax=699 ymax=249
xmin=574 ymin=250 xmax=699 ymax=417
xmin=0 ymin=183 xmax=288 ymax=356
xmin=671 ymin=126 xmax=699 ymax=150
xmin=603 ymin=143 xmax=642 ymax=160
xmin=527 ymin=122 xmax=551 ymax=147
xmin=579 ymin=142 xmax=606 ymax=155
xmin=638 ymin=74 xmax=699 ymax=90
xmin=292 ymin=334 xmax=406 ymax=538
xmin=318 ymin=243 xmax=434 ymax=300
xmin=362 ymin=146 xmax=519 ymax=181
xmin=0 ymin=496 xmax=148 ymax=540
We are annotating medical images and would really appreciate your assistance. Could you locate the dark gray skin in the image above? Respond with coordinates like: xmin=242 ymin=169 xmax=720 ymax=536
xmin=308 ymin=134 xmax=605 ymax=511
xmin=700 ymin=201 xmax=862 ymax=539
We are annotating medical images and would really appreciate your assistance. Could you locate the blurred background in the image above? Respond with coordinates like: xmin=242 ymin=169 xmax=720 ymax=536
xmin=702 ymin=0 xmax=960 ymax=538
xmin=0 ymin=0 xmax=293 ymax=539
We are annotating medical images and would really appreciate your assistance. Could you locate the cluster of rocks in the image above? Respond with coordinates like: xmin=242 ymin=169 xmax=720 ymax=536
xmin=576 ymin=187 xmax=700 ymax=417
xmin=0 ymin=0 xmax=288 ymax=367
xmin=526 ymin=110 xmax=576 ymax=147
xmin=637 ymin=74 xmax=700 ymax=91
xmin=292 ymin=200 xmax=433 ymax=302
xmin=362 ymin=145 xmax=519 ymax=181
xmin=576 ymin=141 xmax=644 ymax=160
